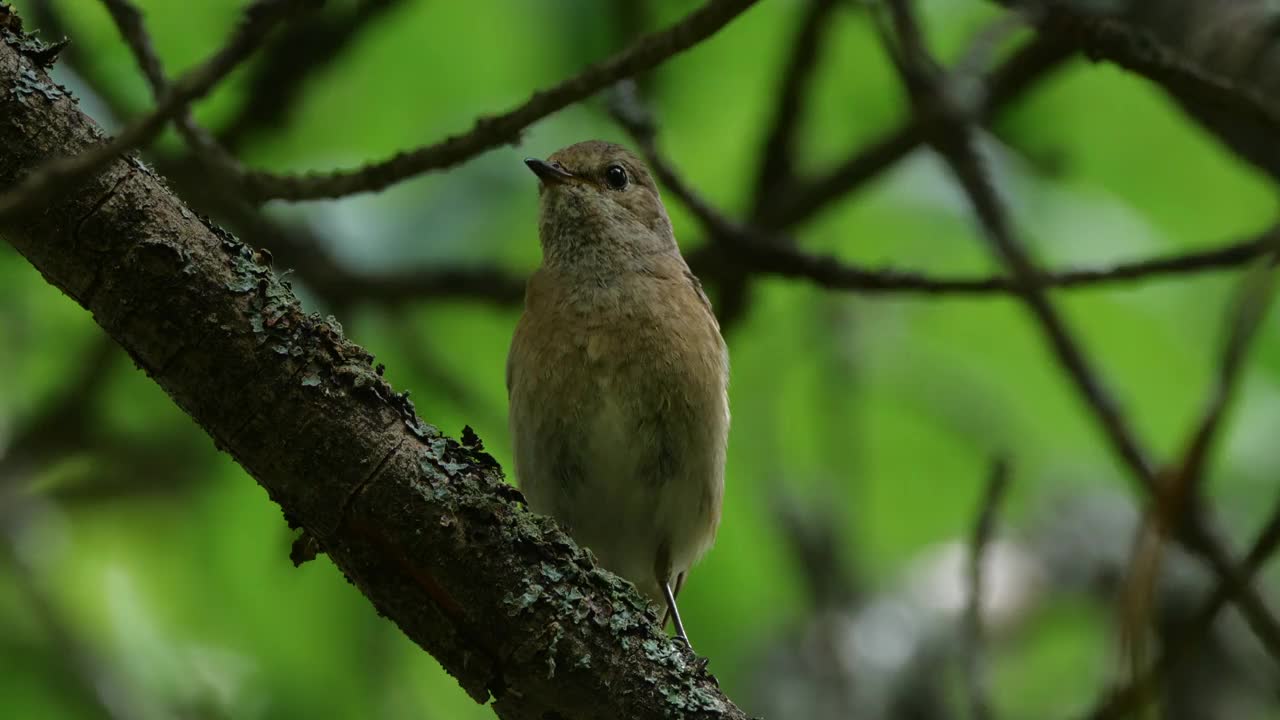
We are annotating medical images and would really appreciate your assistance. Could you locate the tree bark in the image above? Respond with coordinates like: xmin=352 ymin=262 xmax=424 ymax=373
xmin=0 ymin=26 xmax=746 ymax=720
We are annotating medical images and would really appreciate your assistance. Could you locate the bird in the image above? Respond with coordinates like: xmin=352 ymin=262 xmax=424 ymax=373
xmin=507 ymin=140 xmax=729 ymax=646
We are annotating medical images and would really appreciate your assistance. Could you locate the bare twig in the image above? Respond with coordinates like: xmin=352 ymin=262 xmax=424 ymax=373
xmin=144 ymin=153 xmax=526 ymax=310
xmin=76 ymin=1 xmax=523 ymax=314
xmin=1116 ymin=246 xmax=1280 ymax=712
xmin=25 ymin=0 xmax=134 ymax=123
xmin=219 ymin=0 xmax=408 ymax=149
xmin=97 ymin=0 xmax=164 ymax=91
xmin=232 ymin=0 xmax=763 ymax=202
xmin=879 ymin=0 xmax=1280 ymax=666
xmin=0 ymin=0 xmax=313 ymax=219
xmin=750 ymin=0 xmax=841 ymax=215
xmin=1178 ymin=256 xmax=1280 ymax=490
xmin=616 ymin=81 xmax=1280 ymax=300
xmin=0 ymin=335 xmax=116 ymax=483
xmin=721 ymin=228 xmax=1277 ymax=296
xmin=1033 ymin=5 xmax=1280 ymax=151
xmin=965 ymin=456 xmax=1011 ymax=720
xmin=711 ymin=0 xmax=843 ymax=329
xmin=99 ymin=0 xmax=278 ymax=196
xmin=307 ymin=263 xmax=526 ymax=308
xmin=878 ymin=0 xmax=1134 ymax=510
xmin=763 ymin=35 xmax=1073 ymax=230
xmin=1086 ymin=491 xmax=1280 ymax=720
xmin=993 ymin=2 xmax=1280 ymax=181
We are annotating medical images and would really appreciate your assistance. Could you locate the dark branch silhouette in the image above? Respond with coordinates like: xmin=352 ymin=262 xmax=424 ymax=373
xmin=880 ymin=0 xmax=1280 ymax=666
xmin=232 ymin=0 xmax=762 ymax=202
xmin=0 ymin=0 xmax=315 ymax=217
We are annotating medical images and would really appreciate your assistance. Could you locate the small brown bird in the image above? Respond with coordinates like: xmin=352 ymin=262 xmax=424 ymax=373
xmin=507 ymin=140 xmax=729 ymax=645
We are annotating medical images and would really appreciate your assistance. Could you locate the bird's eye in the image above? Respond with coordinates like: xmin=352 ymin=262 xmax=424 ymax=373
xmin=604 ymin=164 xmax=629 ymax=190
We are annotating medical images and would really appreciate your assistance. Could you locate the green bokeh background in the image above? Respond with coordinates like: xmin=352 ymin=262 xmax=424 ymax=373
xmin=2 ymin=1 xmax=1278 ymax=718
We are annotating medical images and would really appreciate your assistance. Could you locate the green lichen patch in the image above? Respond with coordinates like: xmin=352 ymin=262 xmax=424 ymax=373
xmin=0 ymin=5 xmax=67 ymax=68
xmin=539 ymin=562 xmax=563 ymax=583
xmin=10 ymin=66 xmax=63 ymax=102
xmin=658 ymin=680 xmax=725 ymax=713
xmin=501 ymin=579 xmax=545 ymax=615
xmin=405 ymin=414 xmax=439 ymax=441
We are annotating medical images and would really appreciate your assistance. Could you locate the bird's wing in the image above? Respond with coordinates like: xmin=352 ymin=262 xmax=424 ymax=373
xmin=680 ymin=266 xmax=721 ymax=334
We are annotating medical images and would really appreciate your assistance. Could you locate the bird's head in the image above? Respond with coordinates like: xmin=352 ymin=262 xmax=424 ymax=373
xmin=525 ymin=140 xmax=676 ymax=271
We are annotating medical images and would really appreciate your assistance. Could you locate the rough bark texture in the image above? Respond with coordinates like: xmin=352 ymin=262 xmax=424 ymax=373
xmin=0 ymin=30 xmax=747 ymax=720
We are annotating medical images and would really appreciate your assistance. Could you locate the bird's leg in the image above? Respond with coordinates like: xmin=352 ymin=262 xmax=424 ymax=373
xmin=655 ymin=544 xmax=692 ymax=649
xmin=660 ymin=570 xmax=712 ymax=675
xmin=662 ymin=580 xmax=691 ymax=648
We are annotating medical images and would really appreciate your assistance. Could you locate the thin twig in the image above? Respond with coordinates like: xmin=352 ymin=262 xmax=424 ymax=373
xmin=1178 ymin=256 xmax=1280 ymax=489
xmin=218 ymin=0 xmax=408 ymax=149
xmin=1116 ymin=246 xmax=1280 ymax=713
xmin=0 ymin=0 xmax=313 ymax=218
xmin=1032 ymin=5 xmax=1280 ymax=150
xmin=763 ymin=35 xmax=1073 ymax=230
xmin=24 ymin=0 xmax=135 ymax=124
xmin=97 ymin=0 xmax=165 ymax=91
xmin=725 ymin=229 xmax=1277 ymax=296
xmin=615 ymin=82 xmax=1280 ymax=299
xmin=0 ymin=335 xmax=116 ymax=483
xmin=143 ymin=152 xmax=527 ymax=309
xmin=61 ymin=0 xmax=523 ymax=318
xmin=879 ymin=0 xmax=1137 ymax=510
xmin=23 ymin=18 xmax=520 ymax=316
xmin=307 ymin=263 xmax=527 ymax=308
xmin=232 ymin=0 xmax=763 ymax=202
xmin=965 ymin=457 xmax=1011 ymax=720
xmin=879 ymin=0 xmax=1280 ymax=666
xmin=98 ymin=0 xmax=275 ymax=194
xmin=1085 ymin=491 xmax=1280 ymax=720
xmin=711 ymin=0 xmax=843 ymax=329
xmin=749 ymin=0 xmax=841 ymax=215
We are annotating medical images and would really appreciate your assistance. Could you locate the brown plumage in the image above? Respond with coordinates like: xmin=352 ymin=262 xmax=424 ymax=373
xmin=507 ymin=141 xmax=729 ymax=644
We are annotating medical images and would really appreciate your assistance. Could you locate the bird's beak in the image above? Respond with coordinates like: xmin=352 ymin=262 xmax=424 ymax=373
xmin=524 ymin=158 xmax=575 ymax=185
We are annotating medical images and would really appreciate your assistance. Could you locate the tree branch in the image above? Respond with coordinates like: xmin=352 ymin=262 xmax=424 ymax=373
xmin=711 ymin=0 xmax=842 ymax=329
xmin=218 ymin=0 xmax=408 ymax=150
xmin=231 ymin=0 xmax=763 ymax=203
xmin=614 ymin=81 xmax=1279 ymax=299
xmin=98 ymin=0 xmax=251 ymax=193
xmin=0 ymin=30 xmax=745 ymax=720
xmin=964 ymin=457 xmax=1011 ymax=720
xmin=1085 ymin=489 xmax=1280 ymax=720
xmin=879 ymin=0 xmax=1280 ymax=666
xmin=0 ymin=0 xmax=315 ymax=218
xmin=749 ymin=0 xmax=840 ymax=215
xmin=761 ymin=34 xmax=1073 ymax=230
xmin=997 ymin=0 xmax=1280 ymax=180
